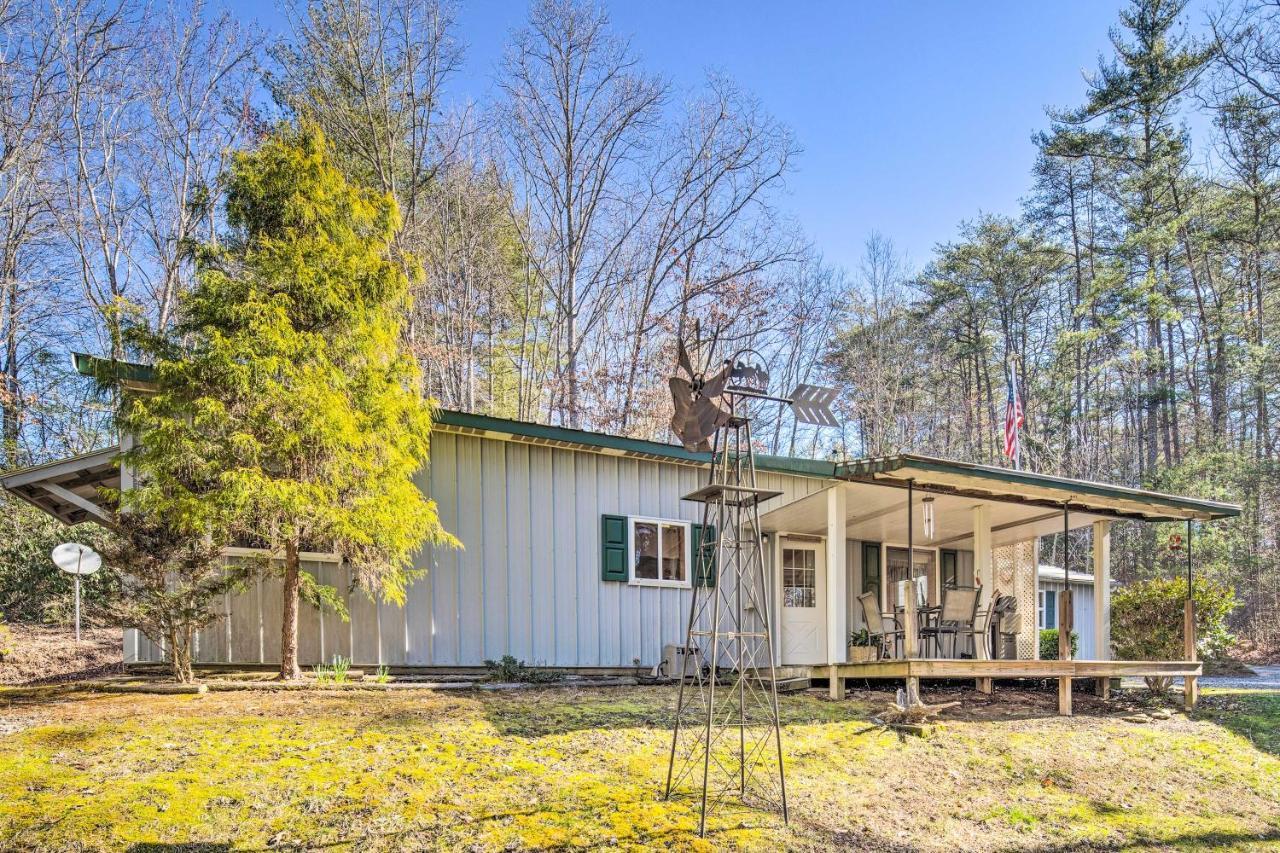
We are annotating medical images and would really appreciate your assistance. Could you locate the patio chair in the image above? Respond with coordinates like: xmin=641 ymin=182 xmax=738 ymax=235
xmin=918 ymin=585 xmax=979 ymax=658
xmin=857 ymin=592 xmax=904 ymax=659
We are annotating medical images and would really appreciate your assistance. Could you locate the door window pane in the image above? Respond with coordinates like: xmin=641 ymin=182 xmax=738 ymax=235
xmin=633 ymin=521 xmax=659 ymax=580
xmin=782 ymin=547 xmax=816 ymax=608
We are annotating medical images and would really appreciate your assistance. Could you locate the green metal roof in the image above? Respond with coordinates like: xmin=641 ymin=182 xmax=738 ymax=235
xmin=434 ymin=409 xmax=840 ymax=479
xmin=69 ymin=351 xmax=1242 ymax=520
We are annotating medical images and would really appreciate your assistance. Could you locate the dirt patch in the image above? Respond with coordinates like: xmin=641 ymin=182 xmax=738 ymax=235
xmin=840 ymin=680 xmax=1183 ymax=723
xmin=0 ymin=624 xmax=122 ymax=686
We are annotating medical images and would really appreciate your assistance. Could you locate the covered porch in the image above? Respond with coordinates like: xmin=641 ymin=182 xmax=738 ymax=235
xmin=757 ymin=453 xmax=1240 ymax=715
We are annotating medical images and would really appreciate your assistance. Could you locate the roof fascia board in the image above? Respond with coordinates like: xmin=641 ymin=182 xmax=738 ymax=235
xmin=0 ymin=446 xmax=121 ymax=489
xmin=839 ymin=454 xmax=1240 ymax=521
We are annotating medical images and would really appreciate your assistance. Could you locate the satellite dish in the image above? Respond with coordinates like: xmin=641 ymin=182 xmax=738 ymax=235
xmin=52 ymin=542 xmax=101 ymax=576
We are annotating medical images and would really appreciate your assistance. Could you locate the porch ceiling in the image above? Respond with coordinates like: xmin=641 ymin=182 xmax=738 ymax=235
xmin=761 ymin=481 xmax=1110 ymax=550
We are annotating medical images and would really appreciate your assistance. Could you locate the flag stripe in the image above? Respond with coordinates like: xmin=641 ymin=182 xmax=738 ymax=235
xmin=1004 ymin=370 xmax=1024 ymax=463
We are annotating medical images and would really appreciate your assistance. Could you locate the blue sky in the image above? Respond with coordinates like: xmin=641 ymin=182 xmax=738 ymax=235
xmin=231 ymin=0 xmax=1213 ymax=271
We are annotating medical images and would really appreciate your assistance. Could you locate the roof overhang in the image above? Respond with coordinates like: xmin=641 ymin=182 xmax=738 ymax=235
xmin=838 ymin=454 xmax=1240 ymax=522
xmin=1 ymin=446 xmax=120 ymax=526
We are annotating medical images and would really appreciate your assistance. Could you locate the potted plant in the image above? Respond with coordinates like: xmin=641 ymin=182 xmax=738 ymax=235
xmin=848 ymin=628 xmax=877 ymax=663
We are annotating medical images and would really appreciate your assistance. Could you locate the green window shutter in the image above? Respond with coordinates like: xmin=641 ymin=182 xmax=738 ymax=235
xmin=601 ymin=515 xmax=628 ymax=582
xmin=861 ymin=542 xmax=881 ymax=598
xmin=692 ymin=523 xmax=717 ymax=587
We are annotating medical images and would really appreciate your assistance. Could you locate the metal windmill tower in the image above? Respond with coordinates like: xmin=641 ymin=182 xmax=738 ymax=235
xmin=662 ymin=331 xmax=837 ymax=836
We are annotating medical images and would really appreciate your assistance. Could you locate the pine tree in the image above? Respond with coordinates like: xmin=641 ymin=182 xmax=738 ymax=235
xmin=1064 ymin=0 xmax=1213 ymax=476
xmin=121 ymin=122 xmax=456 ymax=679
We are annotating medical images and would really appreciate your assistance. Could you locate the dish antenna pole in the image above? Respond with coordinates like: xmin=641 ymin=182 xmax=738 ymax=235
xmin=663 ymin=333 xmax=839 ymax=835
xmin=52 ymin=543 xmax=102 ymax=642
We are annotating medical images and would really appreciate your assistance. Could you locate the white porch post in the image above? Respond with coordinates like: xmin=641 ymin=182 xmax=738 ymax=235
xmin=972 ymin=504 xmax=992 ymax=663
xmin=1093 ymin=520 xmax=1111 ymax=660
xmin=825 ymin=485 xmax=847 ymax=666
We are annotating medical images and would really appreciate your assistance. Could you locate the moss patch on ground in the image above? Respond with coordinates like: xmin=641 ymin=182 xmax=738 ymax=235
xmin=0 ymin=684 xmax=1277 ymax=851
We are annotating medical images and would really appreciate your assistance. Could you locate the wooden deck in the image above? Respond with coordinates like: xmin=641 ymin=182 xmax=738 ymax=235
xmin=822 ymin=658 xmax=1202 ymax=715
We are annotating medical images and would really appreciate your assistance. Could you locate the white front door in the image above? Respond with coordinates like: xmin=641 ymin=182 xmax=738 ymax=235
xmin=779 ymin=539 xmax=826 ymax=665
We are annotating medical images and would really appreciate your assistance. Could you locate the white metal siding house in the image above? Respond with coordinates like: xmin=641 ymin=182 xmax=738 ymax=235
xmin=0 ymin=354 xmax=1241 ymax=683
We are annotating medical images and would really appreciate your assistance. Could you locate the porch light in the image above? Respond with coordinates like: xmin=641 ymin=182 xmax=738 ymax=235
xmin=922 ymin=496 xmax=935 ymax=540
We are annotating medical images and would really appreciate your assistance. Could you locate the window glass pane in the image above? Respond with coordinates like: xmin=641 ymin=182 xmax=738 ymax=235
xmin=633 ymin=521 xmax=659 ymax=579
xmin=661 ymin=523 xmax=685 ymax=581
xmin=782 ymin=547 xmax=816 ymax=608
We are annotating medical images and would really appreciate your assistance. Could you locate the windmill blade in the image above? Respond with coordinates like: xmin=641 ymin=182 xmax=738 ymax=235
xmin=700 ymin=361 xmax=732 ymax=399
xmin=669 ymin=376 xmax=730 ymax=451
xmin=789 ymin=383 xmax=839 ymax=427
xmin=676 ymin=336 xmax=694 ymax=377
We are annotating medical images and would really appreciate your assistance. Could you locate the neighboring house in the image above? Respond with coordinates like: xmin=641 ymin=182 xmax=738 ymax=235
xmin=1036 ymin=565 xmax=1101 ymax=659
xmin=0 ymin=354 xmax=1241 ymax=675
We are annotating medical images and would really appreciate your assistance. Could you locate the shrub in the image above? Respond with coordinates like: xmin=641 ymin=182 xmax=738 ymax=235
xmin=1112 ymin=576 xmax=1236 ymax=694
xmin=1039 ymin=628 xmax=1078 ymax=660
xmin=100 ymin=513 xmax=251 ymax=683
xmin=483 ymin=654 xmax=563 ymax=684
xmin=0 ymin=612 xmax=12 ymax=661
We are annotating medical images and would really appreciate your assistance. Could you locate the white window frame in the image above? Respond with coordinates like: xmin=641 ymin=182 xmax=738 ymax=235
xmin=627 ymin=516 xmax=692 ymax=589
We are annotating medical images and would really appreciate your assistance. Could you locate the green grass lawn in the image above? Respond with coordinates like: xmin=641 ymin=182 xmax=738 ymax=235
xmin=0 ymin=684 xmax=1277 ymax=852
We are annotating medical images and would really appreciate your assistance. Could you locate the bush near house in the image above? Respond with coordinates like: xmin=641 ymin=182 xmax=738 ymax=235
xmin=1038 ymin=628 xmax=1078 ymax=660
xmin=1112 ymin=576 xmax=1236 ymax=693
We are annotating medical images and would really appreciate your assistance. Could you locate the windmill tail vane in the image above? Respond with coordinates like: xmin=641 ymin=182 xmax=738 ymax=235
xmin=663 ymin=332 xmax=840 ymax=836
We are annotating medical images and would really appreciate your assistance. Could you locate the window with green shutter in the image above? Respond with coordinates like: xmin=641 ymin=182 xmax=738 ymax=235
xmin=600 ymin=514 xmax=628 ymax=582
xmin=602 ymin=514 xmax=701 ymax=587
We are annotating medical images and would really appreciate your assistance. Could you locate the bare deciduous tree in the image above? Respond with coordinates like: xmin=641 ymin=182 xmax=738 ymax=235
xmin=498 ymin=0 xmax=663 ymax=427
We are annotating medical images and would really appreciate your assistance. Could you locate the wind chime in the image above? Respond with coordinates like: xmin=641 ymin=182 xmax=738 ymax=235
xmin=663 ymin=328 xmax=837 ymax=836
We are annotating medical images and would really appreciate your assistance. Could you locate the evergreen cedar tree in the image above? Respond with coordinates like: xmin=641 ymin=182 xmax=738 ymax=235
xmin=120 ymin=122 xmax=458 ymax=680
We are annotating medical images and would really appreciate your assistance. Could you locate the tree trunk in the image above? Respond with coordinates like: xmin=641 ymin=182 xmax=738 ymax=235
xmin=166 ymin=624 xmax=193 ymax=683
xmin=280 ymin=538 xmax=302 ymax=680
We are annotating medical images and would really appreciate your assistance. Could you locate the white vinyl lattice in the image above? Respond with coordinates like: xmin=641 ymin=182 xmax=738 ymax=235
xmin=993 ymin=540 xmax=1038 ymax=660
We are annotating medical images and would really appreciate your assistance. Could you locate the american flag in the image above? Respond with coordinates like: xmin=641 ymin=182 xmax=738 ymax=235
xmin=1004 ymin=368 xmax=1024 ymax=467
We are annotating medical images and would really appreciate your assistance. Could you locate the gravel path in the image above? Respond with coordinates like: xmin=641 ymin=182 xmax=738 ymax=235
xmin=1200 ymin=664 xmax=1280 ymax=691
